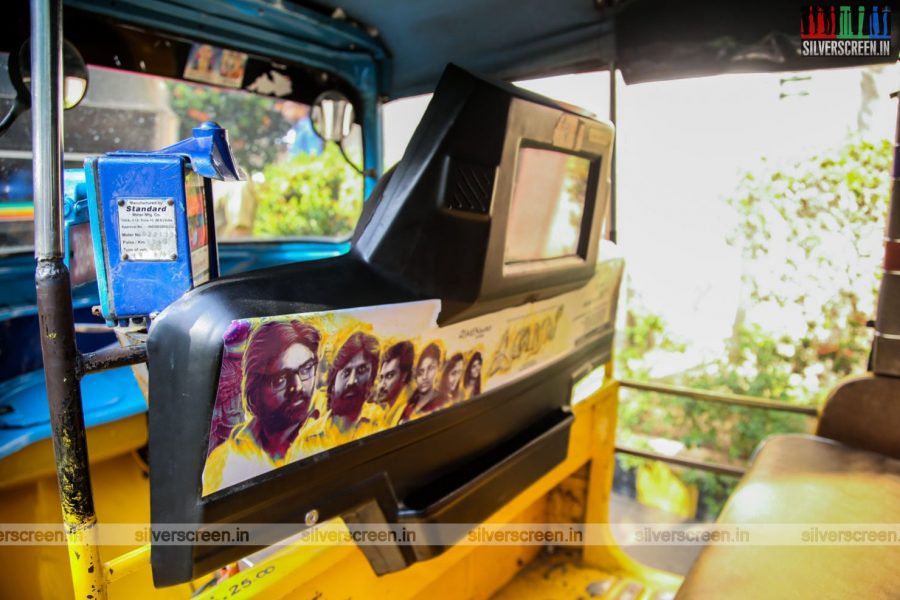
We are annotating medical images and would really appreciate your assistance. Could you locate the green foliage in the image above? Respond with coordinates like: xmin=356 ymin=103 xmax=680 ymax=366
xmin=616 ymin=135 xmax=892 ymax=519
xmin=618 ymin=305 xmax=687 ymax=379
xmin=252 ymin=143 xmax=363 ymax=238
xmin=165 ymin=81 xmax=364 ymax=238
xmin=166 ymin=81 xmax=289 ymax=172
xmin=729 ymin=137 xmax=891 ymax=402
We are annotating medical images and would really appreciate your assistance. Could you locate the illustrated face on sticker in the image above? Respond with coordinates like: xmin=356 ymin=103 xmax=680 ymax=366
xmin=328 ymin=332 xmax=379 ymax=422
xmin=219 ymin=50 xmax=244 ymax=79
xmin=194 ymin=45 xmax=215 ymax=73
xmin=376 ymin=358 xmax=402 ymax=406
xmin=464 ymin=352 xmax=483 ymax=397
xmin=264 ymin=344 xmax=316 ymax=418
xmin=449 ymin=361 xmax=464 ymax=390
xmin=243 ymin=321 xmax=320 ymax=456
xmin=415 ymin=343 xmax=441 ymax=395
xmin=469 ymin=357 xmax=482 ymax=379
xmin=375 ymin=341 xmax=414 ymax=407
xmin=442 ymin=353 xmax=465 ymax=396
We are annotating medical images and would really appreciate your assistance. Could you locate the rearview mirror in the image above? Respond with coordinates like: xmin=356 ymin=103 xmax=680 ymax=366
xmin=310 ymin=90 xmax=354 ymax=142
xmin=0 ymin=38 xmax=89 ymax=135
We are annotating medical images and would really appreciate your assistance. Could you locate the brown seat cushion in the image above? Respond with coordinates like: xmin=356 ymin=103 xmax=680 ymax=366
xmin=676 ymin=434 xmax=900 ymax=599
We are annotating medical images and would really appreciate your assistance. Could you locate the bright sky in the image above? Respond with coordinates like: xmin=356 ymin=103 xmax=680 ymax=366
xmin=383 ymin=64 xmax=900 ymax=375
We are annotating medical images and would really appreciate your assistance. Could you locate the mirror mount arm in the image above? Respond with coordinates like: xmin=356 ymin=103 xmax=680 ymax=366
xmin=337 ymin=138 xmax=375 ymax=178
xmin=0 ymin=97 xmax=28 ymax=136
xmin=0 ymin=40 xmax=33 ymax=137
xmin=0 ymin=37 xmax=88 ymax=137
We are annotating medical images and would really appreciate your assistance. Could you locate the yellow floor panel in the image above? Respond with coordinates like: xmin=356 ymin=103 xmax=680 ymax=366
xmin=494 ymin=548 xmax=676 ymax=600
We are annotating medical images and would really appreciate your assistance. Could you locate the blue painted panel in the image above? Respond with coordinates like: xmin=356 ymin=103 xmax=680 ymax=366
xmin=217 ymin=240 xmax=350 ymax=273
xmin=0 ymin=366 xmax=146 ymax=460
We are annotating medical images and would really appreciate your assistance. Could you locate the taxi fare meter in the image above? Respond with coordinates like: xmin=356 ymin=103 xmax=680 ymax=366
xmin=85 ymin=122 xmax=243 ymax=327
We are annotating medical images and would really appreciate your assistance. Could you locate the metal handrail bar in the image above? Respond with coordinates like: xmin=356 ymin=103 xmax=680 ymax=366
xmin=620 ymin=379 xmax=818 ymax=416
xmin=79 ymin=344 xmax=148 ymax=376
xmin=615 ymin=445 xmax=747 ymax=478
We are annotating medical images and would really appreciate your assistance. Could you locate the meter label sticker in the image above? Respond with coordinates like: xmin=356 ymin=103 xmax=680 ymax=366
xmin=201 ymin=258 xmax=624 ymax=496
xmin=117 ymin=198 xmax=177 ymax=261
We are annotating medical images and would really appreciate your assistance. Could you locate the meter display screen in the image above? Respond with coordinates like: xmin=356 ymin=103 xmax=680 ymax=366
xmin=505 ymin=147 xmax=591 ymax=265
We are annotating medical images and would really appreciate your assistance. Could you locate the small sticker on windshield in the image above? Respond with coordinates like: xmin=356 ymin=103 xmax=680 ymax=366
xmin=246 ymin=70 xmax=293 ymax=97
xmin=183 ymin=44 xmax=247 ymax=89
xmin=117 ymin=198 xmax=177 ymax=261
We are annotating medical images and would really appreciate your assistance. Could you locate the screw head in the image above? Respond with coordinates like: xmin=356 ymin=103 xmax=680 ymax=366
xmin=304 ymin=509 xmax=319 ymax=526
xmin=117 ymin=199 xmax=125 ymax=207
xmin=166 ymin=198 xmax=174 ymax=206
xmin=121 ymin=253 xmax=129 ymax=260
xmin=170 ymin=253 xmax=177 ymax=260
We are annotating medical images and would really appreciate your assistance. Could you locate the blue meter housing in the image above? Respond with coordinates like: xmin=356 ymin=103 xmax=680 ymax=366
xmin=85 ymin=122 xmax=243 ymax=327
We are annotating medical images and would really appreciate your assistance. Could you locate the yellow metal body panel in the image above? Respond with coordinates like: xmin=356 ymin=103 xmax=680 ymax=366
xmin=495 ymin=548 xmax=671 ymax=600
xmin=0 ymin=412 xmax=146 ymax=491
xmin=582 ymin=382 xmax=682 ymax=593
xmin=0 ymin=414 xmax=193 ymax=599
xmin=0 ymin=372 xmax=678 ymax=599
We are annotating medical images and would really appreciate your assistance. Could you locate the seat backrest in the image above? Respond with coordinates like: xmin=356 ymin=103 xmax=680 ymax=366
xmin=816 ymin=374 xmax=900 ymax=459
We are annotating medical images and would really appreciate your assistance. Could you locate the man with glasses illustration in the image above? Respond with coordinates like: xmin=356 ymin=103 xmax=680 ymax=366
xmin=203 ymin=320 xmax=321 ymax=494
xmin=243 ymin=321 xmax=322 ymax=458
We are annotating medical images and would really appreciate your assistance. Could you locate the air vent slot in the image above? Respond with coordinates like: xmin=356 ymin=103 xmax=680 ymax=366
xmin=445 ymin=159 xmax=494 ymax=214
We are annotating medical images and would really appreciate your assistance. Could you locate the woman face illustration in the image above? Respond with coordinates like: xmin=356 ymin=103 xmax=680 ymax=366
xmin=468 ymin=357 xmax=482 ymax=380
xmin=448 ymin=360 xmax=464 ymax=391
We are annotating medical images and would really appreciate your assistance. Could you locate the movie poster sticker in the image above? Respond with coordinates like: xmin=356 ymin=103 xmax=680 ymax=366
xmin=183 ymin=43 xmax=248 ymax=89
xmin=201 ymin=260 xmax=624 ymax=496
xmin=570 ymin=259 xmax=623 ymax=347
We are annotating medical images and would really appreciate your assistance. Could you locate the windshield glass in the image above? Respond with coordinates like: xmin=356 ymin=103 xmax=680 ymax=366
xmin=0 ymin=55 xmax=364 ymax=254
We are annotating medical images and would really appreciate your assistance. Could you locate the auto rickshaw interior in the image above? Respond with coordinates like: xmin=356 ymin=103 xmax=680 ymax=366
xmin=0 ymin=1 xmax=898 ymax=599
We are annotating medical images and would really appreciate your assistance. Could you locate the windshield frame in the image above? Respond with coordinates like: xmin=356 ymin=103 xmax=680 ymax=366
xmin=0 ymin=2 xmax=385 ymax=258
